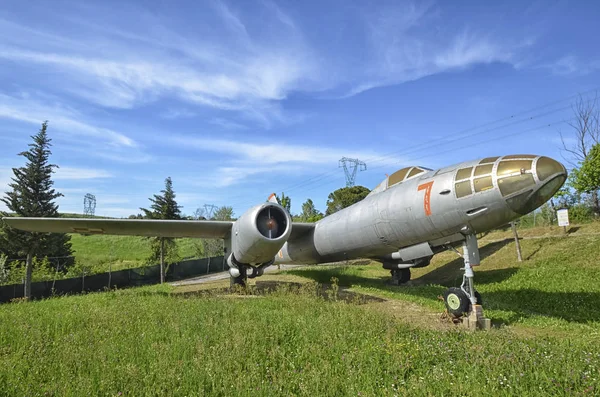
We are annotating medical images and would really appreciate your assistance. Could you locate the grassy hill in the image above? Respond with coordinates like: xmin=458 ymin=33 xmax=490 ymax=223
xmin=1 ymin=222 xmax=599 ymax=395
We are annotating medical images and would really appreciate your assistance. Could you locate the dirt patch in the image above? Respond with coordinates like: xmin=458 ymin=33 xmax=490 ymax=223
xmin=175 ymin=279 xmax=467 ymax=332
xmin=176 ymin=280 xmax=386 ymax=305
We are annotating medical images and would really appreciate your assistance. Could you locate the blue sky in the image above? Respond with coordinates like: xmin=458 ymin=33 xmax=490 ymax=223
xmin=0 ymin=0 xmax=599 ymax=218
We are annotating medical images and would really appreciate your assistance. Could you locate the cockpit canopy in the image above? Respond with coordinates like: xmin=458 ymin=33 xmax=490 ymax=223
xmin=368 ymin=166 xmax=432 ymax=196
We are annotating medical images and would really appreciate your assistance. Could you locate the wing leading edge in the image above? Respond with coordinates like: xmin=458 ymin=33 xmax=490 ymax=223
xmin=1 ymin=217 xmax=233 ymax=239
xmin=1 ymin=217 xmax=317 ymax=241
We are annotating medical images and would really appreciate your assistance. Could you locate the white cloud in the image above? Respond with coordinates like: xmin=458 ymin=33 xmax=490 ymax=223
xmin=342 ymin=5 xmax=523 ymax=96
xmin=170 ymin=136 xmax=396 ymax=167
xmin=434 ymin=32 xmax=511 ymax=69
xmin=159 ymin=108 xmax=196 ymax=120
xmin=209 ymin=118 xmax=248 ymax=130
xmin=188 ymin=164 xmax=305 ymax=188
xmin=539 ymin=55 xmax=600 ymax=76
xmin=0 ymin=93 xmax=136 ymax=147
xmin=0 ymin=168 xmax=13 ymax=212
xmin=0 ymin=1 xmax=533 ymax=125
xmin=0 ymin=2 xmax=318 ymax=125
xmin=54 ymin=167 xmax=112 ymax=180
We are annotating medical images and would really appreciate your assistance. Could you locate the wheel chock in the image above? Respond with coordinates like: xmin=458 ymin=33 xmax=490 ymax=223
xmin=462 ymin=304 xmax=491 ymax=330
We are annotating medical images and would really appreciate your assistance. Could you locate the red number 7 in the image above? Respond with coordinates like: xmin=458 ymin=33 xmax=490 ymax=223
xmin=417 ymin=181 xmax=434 ymax=216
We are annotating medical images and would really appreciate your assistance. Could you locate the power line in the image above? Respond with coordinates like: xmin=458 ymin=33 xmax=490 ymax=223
xmin=288 ymin=117 xmax=576 ymax=197
xmin=225 ymin=88 xmax=600 ymax=205
xmin=225 ymin=114 xmax=576 ymax=210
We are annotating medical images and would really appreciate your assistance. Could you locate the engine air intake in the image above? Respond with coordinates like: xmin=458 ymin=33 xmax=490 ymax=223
xmin=256 ymin=206 xmax=288 ymax=239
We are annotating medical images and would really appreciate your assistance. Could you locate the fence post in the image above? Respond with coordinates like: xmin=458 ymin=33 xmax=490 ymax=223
xmin=511 ymin=221 xmax=523 ymax=262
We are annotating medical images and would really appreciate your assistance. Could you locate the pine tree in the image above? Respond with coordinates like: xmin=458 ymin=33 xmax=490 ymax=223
xmin=0 ymin=121 xmax=72 ymax=298
xmin=140 ymin=177 xmax=182 ymax=283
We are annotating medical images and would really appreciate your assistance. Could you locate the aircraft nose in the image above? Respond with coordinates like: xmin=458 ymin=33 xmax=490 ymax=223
xmin=536 ymin=156 xmax=567 ymax=182
xmin=504 ymin=156 xmax=567 ymax=215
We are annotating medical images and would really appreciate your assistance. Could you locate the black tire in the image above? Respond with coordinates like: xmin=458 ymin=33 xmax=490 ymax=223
xmin=443 ymin=287 xmax=470 ymax=317
xmin=230 ymin=267 xmax=248 ymax=288
xmin=399 ymin=268 xmax=411 ymax=283
xmin=474 ymin=290 xmax=483 ymax=306
xmin=389 ymin=268 xmax=411 ymax=285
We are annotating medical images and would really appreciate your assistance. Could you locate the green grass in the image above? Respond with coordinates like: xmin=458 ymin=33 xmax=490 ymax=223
xmin=69 ymin=235 xmax=200 ymax=272
xmin=284 ymin=222 xmax=600 ymax=336
xmin=2 ymin=222 xmax=600 ymax=395
xmin=1 ymin=285 xmax=599 ymax=396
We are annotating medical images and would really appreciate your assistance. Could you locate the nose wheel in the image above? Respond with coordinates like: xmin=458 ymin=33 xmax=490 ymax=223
xmin=443 ymin=287 xmax=482 ymax=317
xmin=443 ymin=234 xmax=490 ymax=329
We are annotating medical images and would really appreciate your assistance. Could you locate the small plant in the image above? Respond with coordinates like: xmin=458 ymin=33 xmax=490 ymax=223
xmin=0 ymin=254 xmax=8 ymax=284
xmin=328 ymin=276 xmax=339 ymax=301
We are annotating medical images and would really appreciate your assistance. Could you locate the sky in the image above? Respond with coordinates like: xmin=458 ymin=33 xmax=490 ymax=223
xmin=0 ymin=0 xmax=599 ymax=218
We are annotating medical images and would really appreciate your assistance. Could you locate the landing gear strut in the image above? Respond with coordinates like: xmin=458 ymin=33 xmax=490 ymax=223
xmin=230 ymin=266 xmax=248 ymax=288
xmin=389 ymin=268 xmax=411 ymax=285
xmin=443 ymin=234 xmax=490 ymax=329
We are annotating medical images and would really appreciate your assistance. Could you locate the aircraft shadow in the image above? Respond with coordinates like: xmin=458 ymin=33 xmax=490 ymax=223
xmin=483 ymin=289 xmax=600 ymax=324
xmin=288 ymin=267 xmax=600 ymax=324
xmin=286 ymin=237 xmax=600 ymax=325
xmin=414 ymin=239 xmax=516 ymax=287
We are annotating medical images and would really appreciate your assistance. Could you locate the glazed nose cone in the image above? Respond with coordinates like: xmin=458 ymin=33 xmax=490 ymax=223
xmin=536 ymin=156 xmax=567 ymax=182
xmin=505 ymin=156 xmax=567 ymax=215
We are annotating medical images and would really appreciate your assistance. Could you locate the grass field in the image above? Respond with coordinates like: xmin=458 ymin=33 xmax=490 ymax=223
xmin=1 ymin=223 xmax=599 ymax=395
xmin=69 ymin=234 xmax=200 ymax=272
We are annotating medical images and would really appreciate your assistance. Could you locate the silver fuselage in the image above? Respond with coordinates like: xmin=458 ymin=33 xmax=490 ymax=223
xmin=275 ymin=154 xmax=566 ymax=265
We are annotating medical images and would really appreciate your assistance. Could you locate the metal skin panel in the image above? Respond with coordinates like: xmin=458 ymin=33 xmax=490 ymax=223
xmin=275 ymin=154 xmax=566 ymax=266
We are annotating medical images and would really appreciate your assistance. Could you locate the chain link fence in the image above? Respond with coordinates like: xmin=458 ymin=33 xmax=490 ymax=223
xmin=0 ymin=256 xmax=226 ymax=303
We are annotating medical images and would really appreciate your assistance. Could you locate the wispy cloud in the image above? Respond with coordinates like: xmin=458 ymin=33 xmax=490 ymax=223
xmin=539 ymin=55 xmax=600 ymax=77
xmin=341 ymin=4 xmax=523 ymax=96
xmin=0 ymin=93 xmax=153 ymax=163
xmin=188 ymin=164 xmax=305 ymax=188
xmin=0 ymin=0 xmax=534 ymax=125
xmin=209 ymin=118 xmax=248 ymax=130
xmin=170 ymin=136 xmax=395 ymax=166
xmin=159 ymin=108 xmax=196 ymax=120
xmin=0 ymin=93 xmax=135 ymax=147
xmin=54 ymin=167 xmax=112 ymax=180
xmin=0 ymin=2 xmax=318 ymax=127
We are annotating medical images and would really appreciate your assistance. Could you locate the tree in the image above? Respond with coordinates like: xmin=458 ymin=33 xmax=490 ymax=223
xmin=0 ymin=121 xmax=72 ymax=299
xmin=276 ymin=192 xmax=291 ymax=214
xmin=560 ymin=94 xmax=600 ymax=215
xmin=570 ymin=143 xmax=600 ymax=215
xmin=140 ymin=177 xmax=182 ymax=283
xmin=325 ymin=186 xmax=371 ymax=215
xmin=0 ymin=254 xmax=8 ymax=285
xmin=192 ymin=206 xmax=230 ymax=269
xmin=213 ymin=206 xmax=234 ymax=221
xmin=300 ymin=198 xmax=323 ymax=222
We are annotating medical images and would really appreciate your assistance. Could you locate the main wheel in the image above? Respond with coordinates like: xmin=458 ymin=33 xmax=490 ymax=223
xmin=443 ymin=287 xmax=470 ymax=317
xmin=230 ymin=267 xmax=248 ymax=288
xmin=390 ymin=268 xmax=411 ymax=285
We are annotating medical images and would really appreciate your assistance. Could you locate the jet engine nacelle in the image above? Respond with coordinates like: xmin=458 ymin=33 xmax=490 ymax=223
xmin=228 ymin=203 xmax=291 ymax=266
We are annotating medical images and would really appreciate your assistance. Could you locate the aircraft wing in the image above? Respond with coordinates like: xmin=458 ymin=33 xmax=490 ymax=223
xmin=288 ymin=222 xmax=316 ymax=240
xmin=1 ymin=217 xmax=233 ymax=239
xmin=1 ymin=217 xmax=317 ymax=241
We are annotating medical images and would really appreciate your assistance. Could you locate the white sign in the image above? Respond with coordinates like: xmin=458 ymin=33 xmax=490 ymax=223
xmin=557 ymin=209 xmax=570 ymax=227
